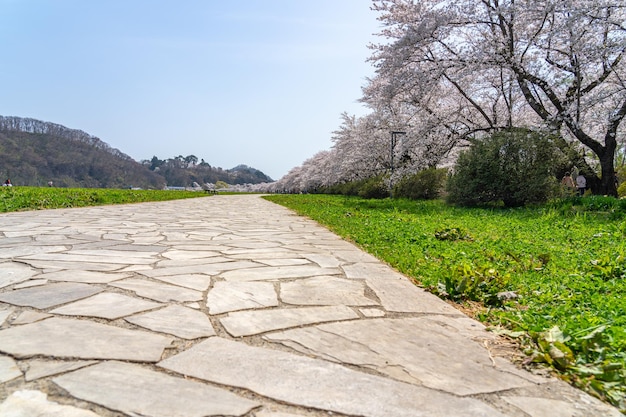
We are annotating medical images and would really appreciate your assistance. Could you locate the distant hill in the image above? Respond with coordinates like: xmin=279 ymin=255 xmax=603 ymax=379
xmin=0 ymin=116 xmax=273 ymax=188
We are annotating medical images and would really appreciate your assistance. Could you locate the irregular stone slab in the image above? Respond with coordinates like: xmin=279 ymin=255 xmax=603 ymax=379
xmin=155 ymin=257 xmax=230 ymax=268
xmin=207 ymin=281 xmax=278 ymax=314
xmin=221 ymin=265 xmax=342 ymax=282
xmin=256 ymin=412 xmax=306 ymax=417
xmin=260 ymin=258 xmax=311 ymax=266
xmin=159 ymin=337 xmax=506 ymax=417
xmin=303 ymin=253 xmax=343 ymax=268
xmin=25 ymin=359 xmax=97 ymax=381
xmin=0 ymin=245 xmax=68 ymax=260
xmin=0 ymin=354 xmax=22 ymax=383
xmin=13 ymin=279 xmax=48 ymax=289
xmin=0 ymin=282 xmax=102 ymax=309
xmin=0 ymin=317 xmax=173 ymax=361
xmin=280 ymin=276 xmax=374 ymax=306
xmin=0 ymin=390 xmax=100 ymax=417
xmin=333 ymin=250 xmax=381 ymax=263
xmin=54 ymin=361 xmax=259 ymax=417
xmin=226 ymin=250 xmax=300 ymax=260
xmin=0 ymin=308 xmax=14 ymax=326
xmin=42 ymin=270 xmax=132 ymax=283
xmin=360 ymin=308 xmax=385 ymax=317
xmin=503 ymin=396 xmax=596 ymax=417
xmin=265 ymin=317 xmax=533 ymax=396
xmin=126 ymin=305 xmax=216 ymax=339
xmin=51 ymin=292 xmax=162 ymax=319
xmin=367 ymin=276 xmax=462 ymax=314
xmin=0 ymin=236 xmax=33 ymax=247
xmin=0 ymin=262 xmax=38 ymax=289
xmin=11 ymin=310 xmax=52 ymax=325
xmin=110 ymin=278 xmax=202 ymax=302
xmin=161 ymin=249 xmax=222 ymax=260
xmin=17 ymin=259 xmax=123 ymax=272
xmin=221 ymin=306 xmax=359 ymax=337
xmin=151 ymin=274 xmax=212 ymax=291
xmin=343 ymin=263 xmax=461 ymax=314
xmin=21 ymin=249 xmax=156 ymax=265
xmin=143 ymin=260 xmax=260 ymax=278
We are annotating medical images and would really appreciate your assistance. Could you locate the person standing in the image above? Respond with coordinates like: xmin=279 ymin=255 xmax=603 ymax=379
xmin=576 ymin=173 xmax=587 ymax=196
xmin=561 ymin=172 xmax=576 ymax=193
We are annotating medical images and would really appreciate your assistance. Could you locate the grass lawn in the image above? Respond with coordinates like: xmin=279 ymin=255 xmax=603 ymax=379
xmin=0 ymin=186 xmax=208 ymax=212
xmin=265 ymin=193 xmax=626 ymax=411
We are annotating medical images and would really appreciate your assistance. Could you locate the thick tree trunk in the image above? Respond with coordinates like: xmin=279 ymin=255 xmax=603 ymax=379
xmin=599 ymin=151 xmax=618 ymax=197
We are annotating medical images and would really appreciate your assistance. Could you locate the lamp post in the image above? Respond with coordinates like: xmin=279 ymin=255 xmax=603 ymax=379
xmin=390 ymin=131 xmax=406 ymax=196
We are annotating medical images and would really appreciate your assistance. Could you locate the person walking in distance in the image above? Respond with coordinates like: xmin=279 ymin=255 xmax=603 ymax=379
xmin=576 ymin=173 xmax=587 ymax=196
xmin=561 ymin=172 xmax=575 ymax=194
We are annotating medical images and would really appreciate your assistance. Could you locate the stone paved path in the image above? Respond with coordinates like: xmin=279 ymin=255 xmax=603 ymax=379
xmin=0 ymin=195 xmax=621 ymax=417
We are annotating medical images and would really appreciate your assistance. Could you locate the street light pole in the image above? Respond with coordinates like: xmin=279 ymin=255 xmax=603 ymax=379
xmin=390 ymin=131 xmax=406 ymax=197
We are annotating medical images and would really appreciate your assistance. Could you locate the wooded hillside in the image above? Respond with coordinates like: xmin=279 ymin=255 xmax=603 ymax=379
xmin=0 ymin=116 xmax=273 ymax=188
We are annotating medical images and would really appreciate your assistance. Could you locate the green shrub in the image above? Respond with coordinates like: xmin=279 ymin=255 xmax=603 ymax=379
xmin=393 ymin=168 xmax=447 ymax=200
xmin=318 ymin=175 xmax=390 ymax=199
xmin=447 ymin=128 xmax=561 ymax=207
xmin=358 ymin=175 xmax=389 ymax=199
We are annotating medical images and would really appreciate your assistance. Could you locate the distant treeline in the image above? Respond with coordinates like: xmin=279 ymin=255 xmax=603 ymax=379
xmin=0 ymin=116 xmax=273 ymax=188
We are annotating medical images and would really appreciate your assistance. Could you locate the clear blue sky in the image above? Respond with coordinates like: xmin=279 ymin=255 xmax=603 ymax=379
xmin=0 ymin=1 xmax=379 ymax=180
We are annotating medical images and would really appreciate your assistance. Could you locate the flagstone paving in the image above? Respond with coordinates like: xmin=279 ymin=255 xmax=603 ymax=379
xmin=0 ymin=195 xmax=621 ymax=417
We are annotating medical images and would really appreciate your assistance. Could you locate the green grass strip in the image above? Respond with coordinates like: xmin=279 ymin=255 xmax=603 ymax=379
xmin=0 ymin=186 xmax=208 ymax=212
xmin=265 ymin=194 xmax=626 ymax=412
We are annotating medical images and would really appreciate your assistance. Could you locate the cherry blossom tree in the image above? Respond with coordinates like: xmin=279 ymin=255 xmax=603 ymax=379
xmin=369 ymin=0 xmax=626 ymax=195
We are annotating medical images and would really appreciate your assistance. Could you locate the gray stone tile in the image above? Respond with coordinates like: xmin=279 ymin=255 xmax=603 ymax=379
xmin=207 ymin=281 xmax=278 ymax=314
xmin=221 ymin=306 xmax=359 ymax=337
xmin=11 ymin=310 xmax=52 ymax=325
xmin=0 ymin=317 xmax=173 ymax=361
xmin=21 ymin=249 xmax=156 ymax=265
xmin=126 ymin=305 xmax=215 ymax=339
xmin=303 ymin=253 xmax=343 ymax=268
xmin=53 ymin=361 xmax=259 ymax=417
xmin=13 ymin=279 xmax=48 ymax=289
xmin=265 ymin=317 xmax=533 ymax=396
xmin=502 ymin=395 xmax=621 ymax=417
xmin=280 ymin=276 xmax=374 ymax=306
xmin=259 ymin=258 xmax=311 ymax=266
xmin=343 ymin=263 xmax=461 ymax=314
xmin=0 ymin=236 xmax=33 ymax=247
xmin=0 ymin=354 xmax=22 ymax=383
xmin=360 ymin=307 xmax=386 ymax=317
xmin=151 ymin=273 xmax=212 ymax=291
xmin=226 ymin=250 xmax=301 ymax=260
xmin=161 ymin=249 xmax=222 ymax=260
xmin=142 ymin=260 xmax=260 ymax=277
xmin=51 ymin=292 xmax=162 ymax=319
xmin=0 ymin=307 xmax=14 ymax=326
xmin=110 ymin=278 xmax=202 ymax=302
xmin=256 ymin=411 xmax=307 ymax=417
xmin=221 ymin=265 xmax=342 ymax=282
xmin=159 ymin=337 xmax=506 ymax=417
xmin=0 ymin=390 xmax=101 ymax=417
xmin=0 ymin=245 xmax=68 ymax=260
xmin=333 ymin=250 xmax=381 ymax=263
xmin=155 ymin=256 xmax=232 ymax=268
xmin=0 ymin=262 xmax=38 ymax=289
xmin=42 ymin=270 xmax=132 ymax=283
xmin=17 ymin=259 xmax=123 ymax=272
xmin=0 ymin=282 xmax=102 ymax=309
xmin=24 ymin=359 xmax=98 ymax=381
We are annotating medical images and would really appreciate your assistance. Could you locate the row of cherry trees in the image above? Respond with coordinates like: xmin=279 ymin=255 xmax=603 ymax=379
xmin=270 ymin=0 xmax=626 ymax=195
